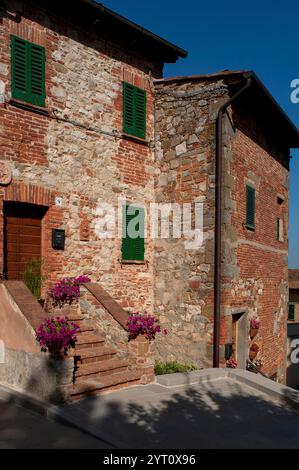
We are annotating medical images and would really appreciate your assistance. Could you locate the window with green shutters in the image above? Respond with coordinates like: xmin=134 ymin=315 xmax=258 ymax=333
xmin=246 ymin=185 xmax=255 ymax=230
xmin=11 ymin=35 xmax=45 ymax=107
xmin=123 ymin=82 xmax=146 ymax=139
xmin=122 ymin=205 xmax=145 ymax=261
xmin=288 ymin=304 xmax=295 ymax=321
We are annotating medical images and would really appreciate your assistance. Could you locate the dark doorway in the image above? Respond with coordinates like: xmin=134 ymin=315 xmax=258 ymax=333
xmin=232 ymin=311 xmax=248 ymax=369
xmin=3 ymin=202 xmax=47 ymax=280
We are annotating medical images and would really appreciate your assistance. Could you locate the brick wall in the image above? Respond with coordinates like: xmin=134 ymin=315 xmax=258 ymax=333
xmin=222 ymin=107 xmax=289 ymax=381
xmin=155 ymin=77 xmax=290 ymax=380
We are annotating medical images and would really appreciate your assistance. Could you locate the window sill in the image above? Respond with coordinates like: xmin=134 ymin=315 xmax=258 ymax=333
xmin=122 ymin=133 xmax=149 ymax=146
xmin=245 ymin=224 xmax=255 ymax=232
xmin=119 ymin=259 xmax=147 ymax=265
xmin=8 ymin=99 xmax=49 ymax=116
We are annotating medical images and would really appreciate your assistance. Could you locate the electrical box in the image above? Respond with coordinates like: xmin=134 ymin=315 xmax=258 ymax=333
xmin=52 ymin=229 xmax=65 ymax=250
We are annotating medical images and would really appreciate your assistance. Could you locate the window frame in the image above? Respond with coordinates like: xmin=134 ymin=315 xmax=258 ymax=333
xmin=11 ymin=34 xmax=46 ymax=108
xmin=288 ymin=303 xmax=295 ymax=322
xmin=245 ymin=184 xmax=256 ymax=231
xmin=121 ymin=204 xmax=145 ymax=262
xmin=123 ymin=82 xmax=146 ymax=140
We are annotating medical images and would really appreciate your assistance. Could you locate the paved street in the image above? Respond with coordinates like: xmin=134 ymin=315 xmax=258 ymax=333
xmin=2 ymin=375 xmax=299 ymax=449
xmin=58 ymin=378 xmax=299 ymax=449
xmin=0 ymin=400 xmax=110 ymax=449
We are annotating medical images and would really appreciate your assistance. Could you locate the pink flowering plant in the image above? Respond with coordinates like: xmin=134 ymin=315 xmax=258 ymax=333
xmin=226 ymin=358 xmax=238 ymax=369
xmin=50 ymin=275 xmax=91 ymax=306
xmin=127 ymin=314 xmax=168 ymax=342
xmin=36 ymin=316 xmax=80 ymax=355
xmin=250 ymin=318 xmax=261 ymax=330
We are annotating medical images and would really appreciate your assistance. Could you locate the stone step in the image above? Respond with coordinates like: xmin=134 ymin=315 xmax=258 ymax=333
xmin=74 ymin=345 xmax=117 ymax=364
xmin=75 ymin=333 xmax=105 ymax=349
xmin=64 ymin=370 xmax=142 ymax=400
xmin=74 ymin=320 xmax=95 ymax=333
xmin=75 ymin=358 xmax=129 ymax=381
xmin=65 ymin=313 xmax=85 ymax=322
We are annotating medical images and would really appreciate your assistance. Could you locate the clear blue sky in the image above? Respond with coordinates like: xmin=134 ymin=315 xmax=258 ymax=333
xmin=103 ymin=0 xmax=299 ymax=267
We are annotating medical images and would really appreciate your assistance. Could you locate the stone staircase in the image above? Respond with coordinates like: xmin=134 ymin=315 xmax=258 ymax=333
xmin=0 ymin=281 xmax=154 ymax=403
xmin=52 ymin=286 xmax=153 ymax=401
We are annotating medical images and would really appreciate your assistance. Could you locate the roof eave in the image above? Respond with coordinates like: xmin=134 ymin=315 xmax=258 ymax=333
xmin=81 ymin=0 xmax=188 ymax=62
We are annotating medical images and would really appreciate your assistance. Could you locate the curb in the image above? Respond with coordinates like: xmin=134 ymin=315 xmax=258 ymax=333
xmin=156 ymin=368 xmax=299 ymax=413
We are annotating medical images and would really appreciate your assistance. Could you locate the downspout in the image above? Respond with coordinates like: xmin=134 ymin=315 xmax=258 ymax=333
xmin=213 ymin=73 xmax=252 ymax=368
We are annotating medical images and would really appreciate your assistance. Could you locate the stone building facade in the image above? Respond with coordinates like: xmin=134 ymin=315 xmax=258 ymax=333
xmin=0 ymin=0 xmax=185 ymax=313
xmin=154 ymin=73 xmax=297 ymax=381
xmin=1 ymin=1 xmax=298 ymax=383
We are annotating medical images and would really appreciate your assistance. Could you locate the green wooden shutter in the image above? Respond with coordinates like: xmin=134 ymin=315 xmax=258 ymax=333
xmin=11 ymin=36 xmax=28 ymax=102
xmin=122 ymin=205 xmax=145 ymax=261
xmin=29 ymin=43 xmax=45 ymax=106
xmin=123 ymin=83 xmax=135 ymax=136
xmin=123 ymin=82 xmax=146 ymax=139
xmin=246 ymin=185 xmax=255 ymax=229
xmin=288 ymin=304 xmax=295 ymax=321
xmin=134 ymin=87 xmax=146 ymax=139
xmin=11 ymin=35 xmax=45 ymax=107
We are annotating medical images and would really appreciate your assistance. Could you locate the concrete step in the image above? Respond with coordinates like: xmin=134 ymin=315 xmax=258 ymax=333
xmin=74 ymin=345 xmax=117 ymax=364
xmin=75 ymin=358 xmax=129 ymax=381
xmin=75 ymin=333 xmax=105 ymax=349
xmin=64 ymin=370 xmax=142 ymax=400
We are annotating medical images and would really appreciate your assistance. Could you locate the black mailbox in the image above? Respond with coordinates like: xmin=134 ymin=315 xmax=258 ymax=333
xmin=52 ymin=229 xmax=65 ymax=250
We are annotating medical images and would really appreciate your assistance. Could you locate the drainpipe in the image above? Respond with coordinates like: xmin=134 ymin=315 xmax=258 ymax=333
xmin=213 ymin=73 xmax=252 ymax=368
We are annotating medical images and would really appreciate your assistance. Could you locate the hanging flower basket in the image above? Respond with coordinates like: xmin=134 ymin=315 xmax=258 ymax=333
xmin=250 ymin=327 xmax=259 ymax=339
xmin=249 ymin=318 xmax=260 ymax=339
xmin=249 ymin=343 xmax=259 ymax=361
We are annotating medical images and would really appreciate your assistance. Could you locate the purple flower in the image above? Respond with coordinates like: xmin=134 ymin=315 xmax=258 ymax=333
xmin=127 ymin=314 xmax=165 ymax=342
xmin=250 ymin=318 xmax=261 ymax=329
xmin=50 ymin=276 xmax=91 ymax=306
xmin=36 ymin=316 xmax=80 ymax=355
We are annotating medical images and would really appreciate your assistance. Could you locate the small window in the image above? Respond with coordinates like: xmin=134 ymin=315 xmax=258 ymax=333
xmin=11 ymin=35 xmax=45 ymax=107
xmin=123 ymin=82 xmax=146 ymax=139
xmin=246 ymin=185 xmax=255 ymax=230
xmin=122 ymin=205 xmax=145 ymax=261
xmin=277 ymin=218 xmax=284 ymax=242
xmin=288 ymin=304 xmax=295 ymax=321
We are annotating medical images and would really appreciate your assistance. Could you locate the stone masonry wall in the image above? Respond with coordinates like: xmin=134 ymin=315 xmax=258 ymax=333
xmin=0 ymin=0 xmax=161 ymax=312
xmin=155 ymin=78 xmax=289 ymax=380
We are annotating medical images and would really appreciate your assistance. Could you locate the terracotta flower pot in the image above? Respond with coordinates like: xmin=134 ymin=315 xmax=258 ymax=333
xmin=250 ymin=327 xmax=259 ymax=339
xmin=249 ymin=350 xmax=258 ymax=361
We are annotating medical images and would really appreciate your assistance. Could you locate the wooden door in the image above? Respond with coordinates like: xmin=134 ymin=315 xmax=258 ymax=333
xmin=4 ymin=202 xmax=46 ymax=280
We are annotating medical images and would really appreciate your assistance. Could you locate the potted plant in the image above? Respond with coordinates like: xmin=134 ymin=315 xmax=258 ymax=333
xmin=226 ymin=357 xmax=238 ymax=369
xmin=249 ymin=343 xmax=260 ymax=361
xmin=127 ymin=313 xmax=168 ymax=342
xmin=250 ymin=318 xmax=260 ymax=339
xmin=253 ymin=359 xmax=263 ymax=372
xmin=49 ymin=275 xmax=91 ymax=307
xmin=36 ymin=316 xmax=80 ymax=359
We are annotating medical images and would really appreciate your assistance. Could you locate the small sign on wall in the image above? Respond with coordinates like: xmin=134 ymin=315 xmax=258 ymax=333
xmin=52 ymin=229 xmax=65 ymax=250
xmin=55 ymin=197 xmax=63 ymax=207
